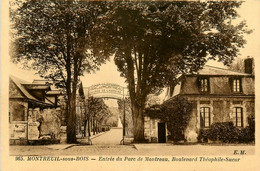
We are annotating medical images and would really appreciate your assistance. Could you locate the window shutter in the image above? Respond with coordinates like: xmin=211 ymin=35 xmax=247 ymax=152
xmin=239 ymin=78 xmax=242 ymax=93
xmin=209 ymin=108 xmax=211 ymax=127
xmin=197 ymin=78 xmax=201 ymax=90
xmin=241 ymin=108 xmax=244 ymax=127
xmin=200 ymin=111 xmax=204 ymax=128
xmin=229 ymin=77 xmax=233 ymax=93
xmin=207 ymin=77 xmax=210 ymax=93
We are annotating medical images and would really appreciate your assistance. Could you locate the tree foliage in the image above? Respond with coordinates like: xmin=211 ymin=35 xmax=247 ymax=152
xmin=86 ymin=96 xmax=111 ymax=135
xmin=228 ymin=56 xmax=255 ymax=75
xmin=198 ymin=119 xmax=255 ymax=143
xmin=92 ymin=1 xmax=250 ymax=142
xmin=146 ymin=96 xmax=192 ymax=142
xmin=11 ymin=1 xmax=251 ymax=143
xmin=117 ymin=98 xmax=133 ymax=136
xmin=10 ymin=0 xmax=109 ymax=143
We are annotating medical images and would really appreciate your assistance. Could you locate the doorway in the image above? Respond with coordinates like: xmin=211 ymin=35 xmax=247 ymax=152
xmin=158 ymin=122 xmax=166 ymax=143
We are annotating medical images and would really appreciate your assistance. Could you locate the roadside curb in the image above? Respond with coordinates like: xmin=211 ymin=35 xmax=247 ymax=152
xmin=90 ymin=131 xmax=107 ymax=140
xmin=133 ymin=143 xmax=175 ymax=150
xmin=46 ymin=144 xmax=77 ymax=150
xmin=47 ymin=130 xmax=113 ymax=148
xmin=76 ymin=131 xmax=109 ymax=145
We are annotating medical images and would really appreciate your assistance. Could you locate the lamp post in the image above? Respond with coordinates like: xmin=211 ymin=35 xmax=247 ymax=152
xmin=87 ymin=88 xmax=92 ymax=145
xmin=123 ymin=88 xmax=126 ymax=137
xmin=120 ymin=87 xmax=126 ymax=145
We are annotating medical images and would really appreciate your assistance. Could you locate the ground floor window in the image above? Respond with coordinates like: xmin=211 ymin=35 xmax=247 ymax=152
xmin=233 ymin=107 xmax=243 ymax=127
xmin=11 ymin=103 xmax=26 ymax=121
xmin=200 ymin=107 xmax=210 ymax=128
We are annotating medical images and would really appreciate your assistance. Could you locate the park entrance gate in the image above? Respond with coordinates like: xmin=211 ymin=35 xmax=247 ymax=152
xmin=84 ymin=83 xmax=130 ymax=145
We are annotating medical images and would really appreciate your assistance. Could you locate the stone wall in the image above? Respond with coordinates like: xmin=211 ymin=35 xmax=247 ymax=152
xmin=184 ymin=101 xmax=198 ymax=142
xmin=245 ymin=101 xmax=255 ymax=119
xmin=36 ymin=108 xmax=61 ymax=140
xmin=212 ymin=101 xmax=231 ymax=123
xmin=144 ymin=116 xmax=167 ymax=143
xmin=10 ymin=106 xmax=61 ymax=144
xmin=183 ymin=97 xmax=254 ymax=142
xmin=9 ymin=100 xmax=29 ymax=142
xmin=9 ymin=121 xmax=28 ymax=140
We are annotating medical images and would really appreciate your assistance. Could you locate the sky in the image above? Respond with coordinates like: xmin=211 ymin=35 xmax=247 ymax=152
xmin=8 ymin=0 xmax=260 ymax=90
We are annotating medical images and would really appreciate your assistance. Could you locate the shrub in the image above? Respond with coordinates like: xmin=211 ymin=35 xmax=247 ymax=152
xmin=159 ymin=96 xmax=192 ymax=142
xmin=198 ymin=117 xmax=255 ymax=143
xmin=197 ymin=129 xmax=210 ymax=143
xmin=239 ymin=116 xmax=255 ymax=143
xmin=207 ymin=122 xmax=236 ymax=143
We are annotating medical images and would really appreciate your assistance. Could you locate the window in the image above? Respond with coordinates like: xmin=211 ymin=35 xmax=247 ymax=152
xmin=199 ymin=78 xmax=209 ymax=92
xmin=12 ymin=104 xmax=26 ymax=121
xmin=200 ymin=107 xmax=210 ymax=128
xmin=232 ymin=78 xmax=242 ymax=92
xmin=233 ymin=107 xmax=243 ymax=127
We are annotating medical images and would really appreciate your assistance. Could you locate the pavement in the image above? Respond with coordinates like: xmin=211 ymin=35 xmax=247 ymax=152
xmin=46 ymin=128 xmax=121 ymax=150
xmin=10 ymin=143 xmax=255 ymax=156
xmin=132 ymin=143 xmax=255 ymax=156
xmin=91 ymin=127 xmax=123 ymax=145
xmin=9 ymin=128 xmax=255 ymax=156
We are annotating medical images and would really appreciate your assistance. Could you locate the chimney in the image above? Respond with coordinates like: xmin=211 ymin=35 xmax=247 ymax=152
xmin=244 ymin=58 xmax=253 ymax=74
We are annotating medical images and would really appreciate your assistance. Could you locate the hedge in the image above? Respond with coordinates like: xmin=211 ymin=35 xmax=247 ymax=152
xmin=198 ymin=116 xmax=255 ymax=143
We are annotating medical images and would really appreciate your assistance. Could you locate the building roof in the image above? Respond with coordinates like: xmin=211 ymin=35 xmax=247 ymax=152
xmin=23 ymin=84 xmax=50 ymax=90
xmin=10 ymin=75 xmax=56 ymax=106
xmin=32 ymin=79 xmax=51 ymax=84
xmin=32 ymin=79 xmax=61 ymax=91
xmin=46 ymin=90 xmax=62 ymax=95
xmin=164 ymin=65 xmax=254 ymax=100
xmin=193 ymin=65 xmax=252 ymax=76
xmin=10 ymin=75 xmax=39 ymax=101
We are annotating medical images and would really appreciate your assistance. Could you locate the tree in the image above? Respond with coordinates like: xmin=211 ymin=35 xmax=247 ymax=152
xmin=145 ymin=94 xmax=161 ymax=108
xmin=92 ymin=1 xmax=251 ymax=142
xmin=117 ymin=98 xmax=133 ymax=136
xmin=85 ymin=96 xmax=111 ymax=136
xmin=95 ymin=100 xmax=112 ymax=133
xmin=228 ymin=56 xmax=255 ymax=75
xmin=10 ymin=0 xmax=109 ymax=143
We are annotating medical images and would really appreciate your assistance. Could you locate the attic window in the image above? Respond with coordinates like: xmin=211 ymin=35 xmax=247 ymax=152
xmin=199 ymin=77 xmax=209 ymax=92
xmin=232 ymin=78 xmax=242 ymax=93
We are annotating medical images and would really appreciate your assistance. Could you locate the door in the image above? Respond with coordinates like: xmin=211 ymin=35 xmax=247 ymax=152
xmin=158 ymin=122 xmax=166 ymax=143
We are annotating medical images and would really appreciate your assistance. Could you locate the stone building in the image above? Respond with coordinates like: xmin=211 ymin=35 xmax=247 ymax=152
xmin=144 ymin=58 xmax=255 ymax=143
xmin=144 ymin=111 xmax=168 ymax=143
xmin=9 ymin=75 xmax=61 ymax=145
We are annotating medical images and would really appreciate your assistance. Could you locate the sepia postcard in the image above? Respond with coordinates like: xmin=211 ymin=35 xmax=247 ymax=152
xmin=1 ymin=0 xmax=260 ymax=170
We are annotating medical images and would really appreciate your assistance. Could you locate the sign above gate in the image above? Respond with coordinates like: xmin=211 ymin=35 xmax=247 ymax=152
xmin=85 ymin=83 xmax=129 ymax=99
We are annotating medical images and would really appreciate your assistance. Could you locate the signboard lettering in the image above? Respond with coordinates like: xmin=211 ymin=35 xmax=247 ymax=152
xmin=87 ymin=83 xmax=129 ymax=99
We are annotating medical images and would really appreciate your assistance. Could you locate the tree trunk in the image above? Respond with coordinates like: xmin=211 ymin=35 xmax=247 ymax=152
xmin=66 ymin=90 xmax=77 ymax=143
xmin=64 ymin=0 xmax=77 ymax=144
xmin=96 ymin=120 xmax=98 ymax=133
xmin=132 ymin=102 xmax=145 ymax=143
xmin=84 ymin=119 xmax=87 ymax=137
xmin=92 ymin=117 xmax=95 ymax=135
xmin=88 ymin=115 xmax=91 ymax=137
xmin=96 ymin=120 xmax=98 ymax=134
xmin=67 ymin=64 xmax=77 ymax=143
